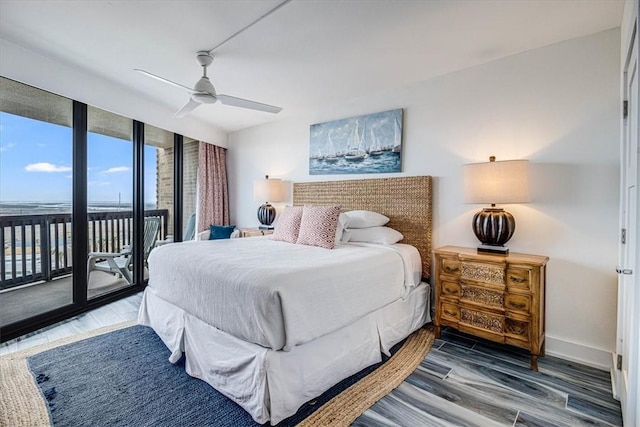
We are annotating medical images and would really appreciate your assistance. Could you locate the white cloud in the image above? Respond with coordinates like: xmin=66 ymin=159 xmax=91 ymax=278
xmin=0 ymin=143 xmax=15 ymax=152
xmin=25 ymin=162 xmax=72 ymax=172
xmin=103 ymin=166 xmax=130 ymax=174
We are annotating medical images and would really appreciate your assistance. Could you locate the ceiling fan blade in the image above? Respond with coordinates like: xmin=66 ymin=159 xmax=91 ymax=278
xmin=134 ymin=69 xmax=196 ymax=94
xmin=216 ymin=94 xmax=282 ymax=114
xmin=173 ymin=98 xmax=201 ymax=118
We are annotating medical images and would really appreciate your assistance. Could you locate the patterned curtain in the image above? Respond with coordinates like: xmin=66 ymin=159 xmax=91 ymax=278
xmin=197 ymin=142 xmax=230 ymax=231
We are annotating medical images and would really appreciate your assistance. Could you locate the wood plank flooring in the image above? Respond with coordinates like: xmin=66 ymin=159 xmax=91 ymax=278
xmin=355 ymin=328 xmax=622 ymax=426
xmin=1 ymin=296 xmax=621 ymax=426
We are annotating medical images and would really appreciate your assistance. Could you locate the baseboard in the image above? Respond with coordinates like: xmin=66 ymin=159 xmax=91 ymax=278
xmin=545 ymin=335 xmax=612 ymax=371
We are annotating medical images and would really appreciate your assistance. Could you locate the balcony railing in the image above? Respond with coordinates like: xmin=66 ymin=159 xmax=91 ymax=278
xmin=1 ymin=209 xmax=168 ymax=290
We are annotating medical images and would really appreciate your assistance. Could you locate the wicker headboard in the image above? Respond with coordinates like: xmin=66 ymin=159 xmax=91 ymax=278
xmin=293 ymin=176 xmax=433 ymax=279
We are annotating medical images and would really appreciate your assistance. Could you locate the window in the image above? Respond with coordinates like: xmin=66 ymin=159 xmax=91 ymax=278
xmin=86 ymin=106 xmax=134 ymax=299
xmin=0 ymin=76 xmax=198 ymax=342
xmin=0 ymin=77 xmax=74 ymax=327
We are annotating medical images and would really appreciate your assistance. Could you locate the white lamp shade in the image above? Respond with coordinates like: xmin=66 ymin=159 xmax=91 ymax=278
xmin=463 ymin=159 xmax=530 ymax=204
xmin=253 ymin=178 xmax=285 ymax=202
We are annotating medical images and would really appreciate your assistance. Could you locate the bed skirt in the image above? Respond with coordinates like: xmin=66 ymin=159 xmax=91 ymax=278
xmin=138 ymin=283 xmax=430 ymax=425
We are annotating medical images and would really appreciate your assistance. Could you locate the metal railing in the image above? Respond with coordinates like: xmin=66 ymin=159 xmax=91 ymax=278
xmin=1 ymin=209 xmax=168 ymax=290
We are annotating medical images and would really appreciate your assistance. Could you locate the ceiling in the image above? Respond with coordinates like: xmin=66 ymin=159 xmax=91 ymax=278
xmin=0 ymin=0 xmax=624 ymax=134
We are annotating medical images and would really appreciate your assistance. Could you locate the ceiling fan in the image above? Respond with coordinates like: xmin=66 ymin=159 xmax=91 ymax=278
xmin=135 ymin=51 xmax=283 ymax=118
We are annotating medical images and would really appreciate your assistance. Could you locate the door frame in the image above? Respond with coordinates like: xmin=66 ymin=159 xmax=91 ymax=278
xmin=616 ymin=2 xmax=639 ymax=425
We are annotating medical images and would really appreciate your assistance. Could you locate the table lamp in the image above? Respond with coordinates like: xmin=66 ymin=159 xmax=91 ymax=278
xmin=253 ymin=175 xmax=285 ymax=229
xmin=463 ymin=156 xmax=530 ymax=254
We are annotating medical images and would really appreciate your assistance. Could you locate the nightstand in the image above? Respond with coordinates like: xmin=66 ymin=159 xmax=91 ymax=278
xmin=434 ymin=246 xmax=549 ymax=371
xmin=240 ymin=228 xmax=274 ymax=238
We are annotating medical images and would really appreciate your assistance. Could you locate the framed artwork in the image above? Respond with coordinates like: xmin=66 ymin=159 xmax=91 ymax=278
xmin=309 ymin=108 xmax=402 ymax=175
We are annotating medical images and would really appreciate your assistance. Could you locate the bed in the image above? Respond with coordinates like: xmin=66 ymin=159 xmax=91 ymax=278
xmin=138 ymin=176 xmax=433 ymax=425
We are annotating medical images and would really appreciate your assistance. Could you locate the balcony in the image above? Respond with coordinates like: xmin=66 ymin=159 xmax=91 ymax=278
xmin=0 ymin=209 xmax=168 ymax=327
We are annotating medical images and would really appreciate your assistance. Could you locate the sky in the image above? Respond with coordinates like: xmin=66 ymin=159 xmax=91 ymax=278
xmin=0 ymin=112 xmax=157 ymax=204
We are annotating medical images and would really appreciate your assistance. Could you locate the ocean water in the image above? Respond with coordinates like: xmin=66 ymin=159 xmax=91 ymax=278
xmin=309 ymin=151 xmax=401 ymax=175
xmin=0 ymin=201 xmax=156 ymax=216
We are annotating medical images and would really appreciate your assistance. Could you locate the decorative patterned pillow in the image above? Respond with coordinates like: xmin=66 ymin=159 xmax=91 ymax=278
xmin=209 ymin=225 xmax=236 ymax=240
xmin=296 ymin=205 xmax=341 ymax=249
xmin=270 ymin=206 xmax=303 ymax=243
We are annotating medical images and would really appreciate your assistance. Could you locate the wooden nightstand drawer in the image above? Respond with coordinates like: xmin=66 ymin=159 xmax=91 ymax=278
xmin=441 ymin=258 xmax=461 ymax=276
xmin=505 ymin=293 xmax=531 ymax=315
xmin=441 ymin=280 xmax=461 ymax=299
xmin=440 ymin=302 xmax=461 ymax=322
xmin=505 ymin=318 xmax=530 ymax=347
xmin=460 ymin=307 xmax=504 ymax=334
xmin=506 ymin=268 xmax=531 ymax=290
xmin=461 ymin=261 xmax=505 ymax=287
xmin=460 ymin=284 xmax=504 ymax=310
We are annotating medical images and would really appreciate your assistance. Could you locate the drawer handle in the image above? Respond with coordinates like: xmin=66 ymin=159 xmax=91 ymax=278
xmin=509 ymin=275 xmax=527 ymax=284
xmin=508 ymin=325 xmax=526 ymax=335
xmin=444 ymin=310 xmax=458 ymax=317
xmin=444 ymin=287 xmax=459 ymax=295
xmin=508 ymin=301 xmax=526 ymax=310
xmin=444 ymin=266 xmax=460 ymax=274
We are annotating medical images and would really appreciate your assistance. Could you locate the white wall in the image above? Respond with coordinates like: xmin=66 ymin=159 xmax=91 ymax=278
xmin=228 ymin=29 xmax=621 ymax=368
xmin=0 ymin=38 xmax=228 ymax=147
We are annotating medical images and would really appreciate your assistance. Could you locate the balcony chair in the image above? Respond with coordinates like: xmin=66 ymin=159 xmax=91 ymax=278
xmin=87 ymin=216 xmax=160 ymax=286
xmin=155 ymin=212 xmax=197 ymax=246
xmin=183 ymin=213 xmax=196 ymax=241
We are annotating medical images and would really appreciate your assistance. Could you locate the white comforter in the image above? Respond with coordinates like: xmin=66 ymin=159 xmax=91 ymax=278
xmin=147 ymin=237 xmax=421 ymax=350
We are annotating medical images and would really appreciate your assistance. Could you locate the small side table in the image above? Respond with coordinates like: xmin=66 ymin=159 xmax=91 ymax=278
xmin=434 ymin=245 xmax=548 ymax=371
xmin=240 ymin=228 xmax=274 ymax=238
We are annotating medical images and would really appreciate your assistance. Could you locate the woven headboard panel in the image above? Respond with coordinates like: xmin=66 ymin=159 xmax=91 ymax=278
xmin=293 ymin=176 xmax=433 ymax=279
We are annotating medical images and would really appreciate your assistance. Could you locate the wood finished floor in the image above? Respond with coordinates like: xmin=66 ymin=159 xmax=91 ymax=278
xmin=355 ymin=328 xmax=622 ymax=427
xmin=1 ymin=295 xmax=622 ymax=426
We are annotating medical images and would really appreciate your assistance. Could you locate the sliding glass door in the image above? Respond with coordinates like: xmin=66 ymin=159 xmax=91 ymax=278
xmin=0 ymin=76 xmax=189 ymax=342
xmin=144 ymin=123 xmax=172 ymax=237
xmin=183 ymin=138 xmax=198 ymax=240
xmin=0 ymin=77 xmax=74 ymax=328
xmin=86 ymin=106 xmax=134 ymax=299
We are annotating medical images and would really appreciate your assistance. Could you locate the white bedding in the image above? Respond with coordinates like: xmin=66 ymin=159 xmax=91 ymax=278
xmin=147 ymin=236 xmax=421 ymax=350
xmin=138 ymin=283 xmax=431 ymax=424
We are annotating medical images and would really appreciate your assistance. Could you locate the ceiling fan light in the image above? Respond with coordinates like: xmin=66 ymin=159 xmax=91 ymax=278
xmin=194 ymin=77 xmax=215 ymax=94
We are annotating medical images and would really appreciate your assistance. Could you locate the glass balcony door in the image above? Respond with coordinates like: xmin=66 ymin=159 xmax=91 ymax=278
xmin=0 ymin=77 xmax=177 ymax=342
xmin=86 ymin=107 xmax=135 ymax=299
xmin=0 ymin=78 xmax=75 ymax=327
xmin=144 ymin=123 xmax=172 ymax=246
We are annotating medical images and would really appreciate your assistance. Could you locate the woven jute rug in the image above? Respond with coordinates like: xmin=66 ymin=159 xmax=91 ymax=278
xmin=0 ymin=323 xmax=434 ymax=427
xmin=300 ymin=325 xmax=435 ymax=427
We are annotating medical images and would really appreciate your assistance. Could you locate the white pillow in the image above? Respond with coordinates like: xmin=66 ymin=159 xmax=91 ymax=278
xmin=344 ymin=210 xmax=389 ymax=229
xmin=334 ymin=212 xmax=349 ymax=244
xmin=347 ymin=226 xmax=403 ymax=245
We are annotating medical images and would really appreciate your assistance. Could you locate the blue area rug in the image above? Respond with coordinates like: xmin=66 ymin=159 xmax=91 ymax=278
xmin=27 ymin=325 xmax=399 ymax=426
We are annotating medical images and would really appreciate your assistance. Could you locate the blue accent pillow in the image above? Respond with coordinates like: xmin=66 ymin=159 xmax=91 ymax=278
xmin=209 ymin=225 xmax=236 ymax=240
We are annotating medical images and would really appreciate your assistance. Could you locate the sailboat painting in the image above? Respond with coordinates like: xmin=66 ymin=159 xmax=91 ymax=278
xmin=309 ymin=109 xmax=402 ymax=175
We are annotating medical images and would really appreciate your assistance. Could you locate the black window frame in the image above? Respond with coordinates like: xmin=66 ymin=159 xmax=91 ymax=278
xmin=0 ymin=81 xmax=186 ymax=343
